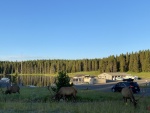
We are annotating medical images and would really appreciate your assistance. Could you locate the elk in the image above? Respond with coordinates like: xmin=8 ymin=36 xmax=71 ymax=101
xmin=121 ymin=87 xmax=145 ymax=108
xmin=5 ymin=85 xmax=20 ymax=94
xmin=53 ymin=86 xmax=77 ymax=101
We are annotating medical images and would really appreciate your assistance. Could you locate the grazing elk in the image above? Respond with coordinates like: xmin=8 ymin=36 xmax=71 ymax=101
xmin=121 ymin=87 xmax=137 ymax=107
xmin=53 ymin=86 xmax=77 ymax=101
xmin=5 ymin=85 xmax=20 ymax=94
xmin=121 ymin=87 xmax=145 ymax=108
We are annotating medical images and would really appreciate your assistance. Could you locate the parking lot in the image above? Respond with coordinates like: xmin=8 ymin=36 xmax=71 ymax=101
xmin=74 ymin=79 xmax=150 ymax=96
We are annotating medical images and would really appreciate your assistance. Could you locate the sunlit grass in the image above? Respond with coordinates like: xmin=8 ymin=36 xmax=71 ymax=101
xmin=9 ymin=71 xmax=100 ymax=77
xmin=8 ymin=71 xmax=150 ymax=79
xmin=127 ymin=72 xmax=150 ymax=79
xmin=0 ymin=87 xmax=149 ymax=113
xmin=68 ymin=71 xmax=150 ymax=79
xmin=68 ymin=71 xmax=100 ymax=77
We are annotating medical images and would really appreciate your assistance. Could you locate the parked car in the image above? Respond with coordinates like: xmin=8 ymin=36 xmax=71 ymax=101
xmin=1 ymin=77 xmax=10 ymax=83
xmin=111 ymin=81 xmax=140 ymax=93
xmin=123 ymin=78 xmax=134 ymax=82
xmin=0 ymin=77 xmax=10 ymax=88
xmin=115 ymin=77 xmax=124 ymax=81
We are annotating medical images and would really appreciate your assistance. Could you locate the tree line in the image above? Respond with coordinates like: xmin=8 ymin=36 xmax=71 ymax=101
xmin=0 ymin=50 xmax=150 ymax=75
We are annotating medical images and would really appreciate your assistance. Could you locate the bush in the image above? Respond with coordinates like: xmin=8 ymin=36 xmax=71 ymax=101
xmin=54 ymin=71 xmax=73 ymax=92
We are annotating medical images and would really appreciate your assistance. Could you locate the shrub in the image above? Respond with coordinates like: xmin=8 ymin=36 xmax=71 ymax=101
xmin=53 ymin=71 xmax=73 ymax=92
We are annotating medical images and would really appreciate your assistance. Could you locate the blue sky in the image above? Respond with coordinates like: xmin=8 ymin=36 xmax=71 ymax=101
xmin=0 ymin=0 xmax=150 ymax=61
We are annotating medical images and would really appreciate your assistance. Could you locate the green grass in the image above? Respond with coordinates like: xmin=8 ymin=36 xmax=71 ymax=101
xmin=127 ymin=72 xmax=150 ymax=79
xmin=8 ymin=71 xmax=150 ymax=79
xmin=9 ymin=71 xmax=100 ymax=77
xmin=69 ymin=71 xmax=150 ymax=79
xmin=0 ymin=87 xmax=150 ymax=113
xmin=68 ymin=71 xmax=100 ymax=77
xmin=68 ymin=71 xmax=150 ymax=79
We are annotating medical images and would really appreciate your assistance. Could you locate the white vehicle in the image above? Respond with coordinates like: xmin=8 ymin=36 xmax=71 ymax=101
xmin=1 ymin=77 xmax=10 ymax=83
xmin=123 ymin=75 xmax=135 ymax=80
xmin=115 ymin=77 xmax=123 ymax=81
xmin=134 ymin=76 xmax=139 ymax=80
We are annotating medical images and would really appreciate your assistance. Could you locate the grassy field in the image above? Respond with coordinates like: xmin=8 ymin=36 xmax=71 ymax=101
xmin=19 ymin=71 xmax=100 ymax=77
xmin=0 ymin=86 xmax=150 ymax=113
xmin=68 ymin=71 xmax=150 ymax=79
xmin=8 ymin=71 xmax=150 ymax=79
xmin=68 ymin=71 xmax=100 ymax=77
xmin=126 ymin=72 xmax=150 ymax=79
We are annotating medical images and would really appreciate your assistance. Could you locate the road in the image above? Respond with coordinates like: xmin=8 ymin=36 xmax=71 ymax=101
xmin=74 ymin=82 xmax=115 ymax=91
xmin=74 ymin=79 xmax=150 ymax=95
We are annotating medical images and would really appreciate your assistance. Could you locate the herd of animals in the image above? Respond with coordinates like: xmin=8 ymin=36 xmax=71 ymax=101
xmin=0 ymin=84 xmax=145 ymax=108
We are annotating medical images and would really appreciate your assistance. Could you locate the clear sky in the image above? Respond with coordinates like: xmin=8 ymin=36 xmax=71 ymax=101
xmin=0 ymin=0 xmax=150 ymax=61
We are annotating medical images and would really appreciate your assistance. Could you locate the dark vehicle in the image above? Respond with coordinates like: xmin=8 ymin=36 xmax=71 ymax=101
xmin=123 ymin=78 xmax=134 ymax=82
xmin=111 ymin=81 xmax=140 ymax=93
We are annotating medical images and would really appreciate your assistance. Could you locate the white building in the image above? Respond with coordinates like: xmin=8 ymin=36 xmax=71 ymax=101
xmin=72 ymin=75 xmax=101 ymax=85
xmin=98 ymin=72 xmax=128 ymax=80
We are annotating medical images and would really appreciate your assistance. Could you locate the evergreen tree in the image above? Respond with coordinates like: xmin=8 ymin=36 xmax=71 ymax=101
xmin=129 ymin=52 xmax=134 ymax=72
xmin=55 ymin=71 xmax=72 ymax=92
xmin=88 ymin=60 xmax=92 ymax=71
xmin=107 ymin=56 xmax=115 ymax=72
xmin=99 ymin=59 xmax=106 ymax=73
xmin=139 ymin=50 xmax=146 ymax=72
xmin=119 ymin=54 xmax=126 ymax=72
xmin=145 ymin=50 xmax=150 ymax=72
xmin=113 ymin=58 xmax=117 ymax=72
xmin=125 ymin=52 xmax=130 ymax=71
xmin=94 ymin=59 xmax=99 ymax=71
xmin=83 ymin=59 xmax=88 ymax=71
xmin=133 ymin=53 xmax=140 ymax=72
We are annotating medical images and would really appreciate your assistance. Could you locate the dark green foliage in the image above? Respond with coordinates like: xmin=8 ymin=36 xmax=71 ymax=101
xmin=55 ymin=71 xmax=73 ymax=92
xmin=119 ymin=54 xmax=126 ymax=72
xmin=1 ymin=49 xmax=150 ymax=75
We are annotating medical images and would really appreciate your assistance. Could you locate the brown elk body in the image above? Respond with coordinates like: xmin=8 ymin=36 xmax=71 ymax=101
xmin=54 ymin=86 xmax=77 ymax=101
xmin=121 ymin=87 xmax=137 ymax=107
xmin=5 ymin=85 xmax=20 ymax=94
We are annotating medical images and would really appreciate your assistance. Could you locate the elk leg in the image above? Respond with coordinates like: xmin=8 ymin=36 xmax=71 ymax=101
xmin=129 ymin=98 xmax=132 ymax=103
xmin=59 ymin=95 xmax=62 ymax=101
xmin=63 ymin=95 xmax=66 ymax=101
xmin=123 ymin=97 xmax=128 ymax=105
xmin=72 ymin=94 xmax=76 ymax=102
xmin=123 ymin=97 xmax=126 ymax=103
